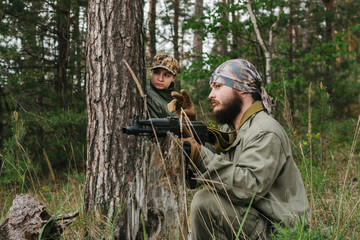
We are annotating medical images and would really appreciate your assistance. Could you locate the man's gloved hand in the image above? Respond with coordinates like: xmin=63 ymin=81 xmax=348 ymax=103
xmin=181 ymin=125 xmax=201 ymax=189
xmin=167 ymin=89 xmax=196 ymax=121
xmin=182 ymin=137 xmax=200 ymax=163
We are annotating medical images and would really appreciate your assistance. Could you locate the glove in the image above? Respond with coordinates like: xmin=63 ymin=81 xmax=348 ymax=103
xmin=182 ymin=137 xmax=200 ymax=163
xmin=167 ymin=89 xmax=196 ymax=121
xmin=181 ymin=124 xmax=200 ymax=189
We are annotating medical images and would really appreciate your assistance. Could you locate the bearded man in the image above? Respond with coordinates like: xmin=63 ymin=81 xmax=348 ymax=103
xmin=174 ymin=59 xmax=309 ymax=239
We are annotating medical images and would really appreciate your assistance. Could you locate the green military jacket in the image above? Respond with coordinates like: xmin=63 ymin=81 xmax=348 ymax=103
xmin=198 ymin=109 xmax=310 ymax=226
xmin=146 ymin=81 xmax=177 ymax=118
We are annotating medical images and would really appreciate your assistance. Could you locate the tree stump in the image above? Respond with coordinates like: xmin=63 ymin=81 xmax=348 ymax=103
xmin=0 ymin=194 xmax=79 ymax=240
xmin=120 ymin=133 xmax=189 ymax=240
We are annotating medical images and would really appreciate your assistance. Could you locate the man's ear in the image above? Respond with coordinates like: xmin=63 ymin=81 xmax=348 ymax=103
xmin=239 ymin=91 xmax=248 ymax=98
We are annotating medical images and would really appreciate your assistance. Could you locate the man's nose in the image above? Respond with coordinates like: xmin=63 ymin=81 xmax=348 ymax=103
xmin=208 ymin=89 xmax=215 ymax=99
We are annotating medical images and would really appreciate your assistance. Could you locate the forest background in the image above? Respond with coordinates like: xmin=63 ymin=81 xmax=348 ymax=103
xmin=0 ymin=0 xmax=360 ymax=239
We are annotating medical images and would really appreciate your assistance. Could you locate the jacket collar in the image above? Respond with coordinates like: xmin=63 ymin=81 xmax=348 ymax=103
xmin=149 ymin=80 xmax=175 ymax=102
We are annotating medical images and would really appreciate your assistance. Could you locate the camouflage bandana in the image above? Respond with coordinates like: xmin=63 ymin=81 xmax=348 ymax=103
xmin=151 ymin=54 xmax=179 ymax=75
xmin=209 ymin=59 xmax=273 ymax=113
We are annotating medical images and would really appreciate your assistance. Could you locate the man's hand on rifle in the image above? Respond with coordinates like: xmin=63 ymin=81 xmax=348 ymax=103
xmin=181 ymin=124 xmax=200 ymax=163
xmin=168 ymin=89 xmax=196 ymax=121
xmin=181 ymin=124 xmax=201 ymax=189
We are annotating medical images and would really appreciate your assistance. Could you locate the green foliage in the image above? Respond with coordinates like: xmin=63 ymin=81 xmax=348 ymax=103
xmin=0 ymin=105 xmax=86 ymax=186
xmin=178 ymin=53 xmax=230 ymax=119
xmin=271 ymin=219 xmax=329 ymax=239
xmin=22 ymin=107 xmax=86 ymax=171
xmin=0 ymin=0 xmax=87 ymax=177
xmin=0 ymin=112 xmax=36 ymax=188
xmin=0 ymin=0 xmax=359 ymax=237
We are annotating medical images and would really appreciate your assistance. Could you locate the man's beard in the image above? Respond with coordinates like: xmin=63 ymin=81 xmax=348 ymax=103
xmin=213 ymin=90 xmax=243 ymax=125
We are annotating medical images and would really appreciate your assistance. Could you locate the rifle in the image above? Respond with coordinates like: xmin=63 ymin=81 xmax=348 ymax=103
xmin=122 ymin=115 xmax=211 ymax=189
xmin=122 ymin=115 xmax=234 ymax=189
xmin=121 ymin=115 xmax=209 ymax=144
xmin=122 ymin=115 xmax=235 ymax=150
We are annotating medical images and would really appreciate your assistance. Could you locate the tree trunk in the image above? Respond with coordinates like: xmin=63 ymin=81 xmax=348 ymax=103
xmin=0 ymin=84 xmax=10 ymax=149
xmin=173 ymin=0 xmax=180 ymax=61
xmin=216 ymin=0 xmax=228 ymax=56
xmin=85 ymin=0 xmax=188 ymax=239
xmin=229 ymin=0 xmax=239 ymax=58
xmin=173 ymin=0 xmax=181 ymax=90
xmin=85 ymin=0 xmax=146 ymax=237
xmin=127 ymin=134 xmax=188 ymax=239
xmin=192 ymin=0 xmax=203 ymax=59
xmin=322 ymin=0 xmax=335 ymax=96
xmin=302 ymin=0 xmax=311 ymax=49
xmin=70 ymin=0 xmax=81 ymax=95
xmin=288 ymin=0 xmax=296 ymax=113
xmin=246 ymin=1 xmax=281 ymax=85
xmin=55 ymin=3 xmax=71 ymax=98
xmin=346 ymin=0 xmax=358 ymax=60
xmin=246 ymin=1 xmax=271 ymax=83
xmin=147 ymin=0 xmax=157 ymax=61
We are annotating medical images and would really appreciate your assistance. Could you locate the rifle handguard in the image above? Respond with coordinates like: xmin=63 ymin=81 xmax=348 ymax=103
xmin=122 ymin=116 xmax=208 ymax=144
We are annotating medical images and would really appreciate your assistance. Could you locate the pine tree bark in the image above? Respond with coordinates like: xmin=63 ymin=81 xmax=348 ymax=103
xmin=301 ymin=0 xmax=311 ymax=49
xmin=147 ymin=0 xmax=157 ymax=61
xmin=173 ymin=0 xmax=181 ymax=90
xmin=85 ymin=0 xmax=146 ymax=237
xmin=173 ymin=0 xmax=180 ymax=61
xmin=322 ymin=0 xmax=335 ymax=96
xmin=127 ymin=134 xmax=188 ymax=239
xmin=216 ymin=0 xmax=228 ymax=56
xmin=55 ymin=2 xmax=71 ymax=97
xmin=85 ymin=0 xmax=188 ymax=239
xmin=229 ymin=0 xmax=238 ymax=58
xmin=346 ymin=0 xmax=358 ymax=59
xmin=288 ymin=0 xmax=296 ymax=113
xmin=192 ymin=0 xmax=203 ymax=59
xmin=70 ymin=1 xmax=82 ymax=94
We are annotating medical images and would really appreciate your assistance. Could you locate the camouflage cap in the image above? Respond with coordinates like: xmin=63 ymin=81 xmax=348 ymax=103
xmin=210 ymin=59 xmax=273 ymax=113
xmin=151 ymin=54 xmax=179 ymax=75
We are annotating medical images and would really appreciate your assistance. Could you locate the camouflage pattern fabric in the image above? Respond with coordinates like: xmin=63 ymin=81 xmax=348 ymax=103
xmin=209 ymin=59 xmax=273 ymax=113
xmin=151 ymin=54 xmax=179 ymax=75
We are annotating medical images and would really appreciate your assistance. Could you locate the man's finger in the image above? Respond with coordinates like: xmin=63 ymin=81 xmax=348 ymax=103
xmin=181 ymin=89 xmax=190 ymax=99
xmin=167 ymin=99 xmax=178 ymax=112
xmin=171 ymin=91 xmax=183 ymax=101
xmin=181 ymin=89 xmax=192 ymax=106
xmin=181 ymin=123 xmax=192 ymax=138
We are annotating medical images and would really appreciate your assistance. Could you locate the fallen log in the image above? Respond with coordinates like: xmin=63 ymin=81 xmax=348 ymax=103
xmin=0 ymin=194 xmax=78 ymax=240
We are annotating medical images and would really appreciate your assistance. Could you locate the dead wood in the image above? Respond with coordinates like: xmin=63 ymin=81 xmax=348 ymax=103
xmin=0 ymin=194 xmax=78 ymax=240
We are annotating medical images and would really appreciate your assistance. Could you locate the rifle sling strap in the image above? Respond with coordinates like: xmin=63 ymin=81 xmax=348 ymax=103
xmin=208 ymin=101 xmax=264 ymax=153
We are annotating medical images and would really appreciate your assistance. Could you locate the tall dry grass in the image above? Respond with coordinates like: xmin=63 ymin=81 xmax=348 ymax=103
xmin=1 ymin=82 xmax=359 ymax=239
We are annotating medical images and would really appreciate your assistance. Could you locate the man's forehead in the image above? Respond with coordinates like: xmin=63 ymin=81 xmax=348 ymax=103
xmin=210 ymin=82 xmax=234 ymax=90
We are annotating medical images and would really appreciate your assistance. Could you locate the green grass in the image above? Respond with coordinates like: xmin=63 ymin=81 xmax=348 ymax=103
xmin=1 ymin=85 xmax=359 ymax=239
xmin=1 ymin=116 xmax=358 ymax=239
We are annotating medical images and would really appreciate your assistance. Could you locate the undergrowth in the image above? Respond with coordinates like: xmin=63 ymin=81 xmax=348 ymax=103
xmin=0 ymin=82 xmax=359 ymax=239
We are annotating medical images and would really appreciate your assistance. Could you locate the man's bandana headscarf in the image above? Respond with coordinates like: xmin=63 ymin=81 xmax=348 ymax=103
xmin=209 ymin=59 xmax=273 ymax=113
